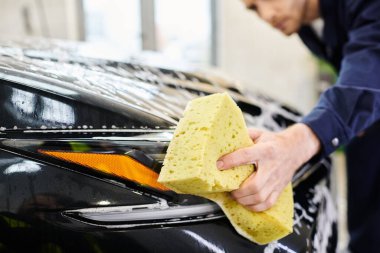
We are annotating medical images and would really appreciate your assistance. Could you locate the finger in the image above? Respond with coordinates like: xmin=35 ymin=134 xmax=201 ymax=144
xmin=217 ymin=146 xmax=261 ymax=170
xmin=231 ymin=168 xmax=271 ymax=199
xmin=233 ymin=183 xmax=273 ymax=206
xmin=246 ymin=190 xmax=280 ymax=212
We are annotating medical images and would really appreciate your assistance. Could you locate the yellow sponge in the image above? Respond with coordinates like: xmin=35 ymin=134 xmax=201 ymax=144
xmin=158 ymin=93 xmax=293 ymax=244
xmin=158 ymin=93 xmax=254 ymax=193
xmin=200 ymin=184 xmax=293 ymax=245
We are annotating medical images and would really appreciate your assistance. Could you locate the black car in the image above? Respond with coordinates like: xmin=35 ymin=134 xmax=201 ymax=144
xmin=0 ymin=41 xmax=337 ymax=253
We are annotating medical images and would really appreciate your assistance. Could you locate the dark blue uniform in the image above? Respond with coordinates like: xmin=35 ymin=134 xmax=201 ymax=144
xmin=298 ymin=0 xmax=380 ymax=251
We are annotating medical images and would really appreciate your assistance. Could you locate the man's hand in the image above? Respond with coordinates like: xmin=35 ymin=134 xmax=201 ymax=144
xmin=216 ymin=123 xmax=321 ymax=212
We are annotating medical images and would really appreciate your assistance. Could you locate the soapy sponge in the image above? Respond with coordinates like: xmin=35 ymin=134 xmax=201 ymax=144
xmin=158 ymin=93 xmax=254 ymax=193
xmin=158 ymin=93 xmax=293 ymax=244
xmin=201 ymin=184 xmax=293 ymax=245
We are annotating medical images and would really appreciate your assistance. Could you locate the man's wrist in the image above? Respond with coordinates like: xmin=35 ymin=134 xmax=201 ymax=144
xmin=283 ymin=123 xmax=321 ymax=165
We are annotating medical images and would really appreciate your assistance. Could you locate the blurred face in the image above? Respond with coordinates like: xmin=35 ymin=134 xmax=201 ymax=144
xmin=243 ymin=0 xmax=319 ymax=35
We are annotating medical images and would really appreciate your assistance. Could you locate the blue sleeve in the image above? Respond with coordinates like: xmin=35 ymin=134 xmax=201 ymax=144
xmin=301 ymin=1 xmax=380 ymax=156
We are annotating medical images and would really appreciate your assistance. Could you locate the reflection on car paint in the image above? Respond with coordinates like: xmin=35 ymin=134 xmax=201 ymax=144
xmin=11 ymin=89 xmax=76 ymax=125
xmin=183 ymin=230 xmax=226 ymax=253
xmin=4 ymin=161 xmax=42 ymax=175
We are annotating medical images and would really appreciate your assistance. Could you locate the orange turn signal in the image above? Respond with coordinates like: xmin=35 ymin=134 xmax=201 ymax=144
xmin=40 ymin=151 xmax=169 ymax=191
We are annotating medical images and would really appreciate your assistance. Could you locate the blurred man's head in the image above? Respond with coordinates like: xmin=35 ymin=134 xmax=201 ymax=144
xmin=243 ymin=0 xmax=320 ymax=35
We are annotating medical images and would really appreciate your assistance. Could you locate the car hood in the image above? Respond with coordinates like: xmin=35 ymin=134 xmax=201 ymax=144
xmin=0 ymin=40 xmax=301 ymax=132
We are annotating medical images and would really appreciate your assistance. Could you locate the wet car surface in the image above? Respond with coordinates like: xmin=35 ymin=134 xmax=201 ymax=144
xmin=0 ymin=40 xmax=337 ymax=252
